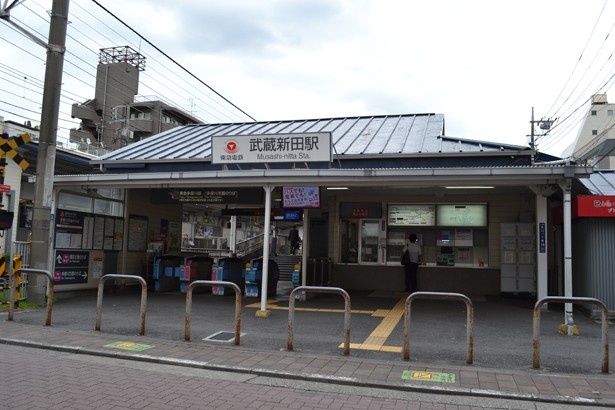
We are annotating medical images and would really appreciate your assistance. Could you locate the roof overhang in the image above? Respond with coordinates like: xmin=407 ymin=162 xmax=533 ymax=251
xmin=54 ymin=165 xmax=594 ymax=190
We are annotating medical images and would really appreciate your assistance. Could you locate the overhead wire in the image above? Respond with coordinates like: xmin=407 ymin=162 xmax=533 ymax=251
xmin=535 ymin=0 xmax=615 ymax=157
xmin=2 ymin=0 xmax=256 ymax=147
xmin=70 ymin=1 xmax=246 ymax=124
xmin=546 ymin=0 xmax=609 ymax=119
xmin=63 ymin=1 xmax=248 ymax=128
xmin=89 ymin=0 xmax=256 ymax=122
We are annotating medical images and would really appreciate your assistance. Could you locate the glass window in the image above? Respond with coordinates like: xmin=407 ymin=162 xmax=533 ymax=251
xmin=58 ymin=192 xmax=92 ymax=212
xmin=360 ymin=220 xmax=380 ymax=263
xmin=592 ymin=130 xmax=598 ymax=136
xmin=94 ymin=198 xmax=123 ymax=216
xmin=591 ymin=110 xmax=597 ymax=115
xmin=96 ymin=188 xmax=123 ymax=200
xmin=58 ymin=190 xmax=124 ymax=216
xmin=608 ymin=110 xmax=613 ymax=116
xmin=341 ymin=220 xmax=358 ymax=263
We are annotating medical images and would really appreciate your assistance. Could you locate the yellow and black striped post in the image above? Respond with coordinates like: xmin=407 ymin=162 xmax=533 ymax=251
xmin=0 ymin=255 xmax=6 ymax=304
xmin=12 ymin=255 xmax=22 ymax=307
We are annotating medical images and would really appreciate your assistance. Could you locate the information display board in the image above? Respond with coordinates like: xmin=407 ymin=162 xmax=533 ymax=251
xmin=388 ymin=204 xmax=436 ymax=226
xmin=55 ymin=209 xmax=123 ymax=251
xmin=53 ymin=250 xmax=89 ymax=284
xmin=436 ymin=204 xmax=487 ymax=227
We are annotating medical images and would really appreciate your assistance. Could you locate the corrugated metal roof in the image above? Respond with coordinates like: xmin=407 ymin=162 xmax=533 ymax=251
xmin=580 ymin=170 xmax=615 ymax=195
xmin=95 ymin=114 xmax=526 ymax=164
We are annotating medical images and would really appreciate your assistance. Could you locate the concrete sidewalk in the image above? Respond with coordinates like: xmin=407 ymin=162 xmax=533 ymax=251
xmin=0 ymin=313 xmax=613 ymax=408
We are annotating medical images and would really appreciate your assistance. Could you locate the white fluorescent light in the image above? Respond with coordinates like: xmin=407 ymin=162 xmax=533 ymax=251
xmin=444 ymin=186 xmax=494 ymax=189
xmin=326 ymin=187 xmax=349 ymax=190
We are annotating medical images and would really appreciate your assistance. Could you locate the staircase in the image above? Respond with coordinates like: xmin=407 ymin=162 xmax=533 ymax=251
xmin=274 ymin=255 xmax=302 ymax=281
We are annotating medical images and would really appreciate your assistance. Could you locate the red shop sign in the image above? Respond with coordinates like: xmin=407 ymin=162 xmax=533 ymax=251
xmin=574 ymin=195 xmax=615 ymax=218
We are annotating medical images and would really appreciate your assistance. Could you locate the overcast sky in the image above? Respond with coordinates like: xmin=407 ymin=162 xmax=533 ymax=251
xmin=2 ymin=0 xmax=614 ymax=157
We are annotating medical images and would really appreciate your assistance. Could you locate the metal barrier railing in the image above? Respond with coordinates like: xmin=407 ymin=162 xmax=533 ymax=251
xmin=12 ymin=242 xmax=31 ymax=268
xmin=96 ymin=274 xmax=147 ymax=336
xmin=288 ymin=286 xmax=351 ymax=355
xmin=533 ymin=296 xmax=610 ymax=373
xmin=307 ymin=257 xmax=331 ymax=286
xmin=8 ymin=268 xmax=54 ymax=326
xmin=184 ymin=280 xmax=242 ymax=343
xmin=404 ymin=291 xmax=474 ymax=364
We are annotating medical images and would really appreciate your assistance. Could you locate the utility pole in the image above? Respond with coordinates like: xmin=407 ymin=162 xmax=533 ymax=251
xmin=29 ymin=0 xmax=70 ymax=304
xmin=528 ymin=107 xmax=556 ymax=164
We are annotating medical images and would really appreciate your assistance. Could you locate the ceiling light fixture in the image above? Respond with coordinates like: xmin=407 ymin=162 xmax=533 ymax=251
xmin=444 ymin=186 xmax=495 ymax=189
xmin=326 ymin=187 xmax=349 ymax=190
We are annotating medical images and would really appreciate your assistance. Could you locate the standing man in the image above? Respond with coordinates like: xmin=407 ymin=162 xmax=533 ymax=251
xmin=289 ymin=225 xmax=301 ymax=255
xmin=403 ymin=233 xmax=422 ymax=293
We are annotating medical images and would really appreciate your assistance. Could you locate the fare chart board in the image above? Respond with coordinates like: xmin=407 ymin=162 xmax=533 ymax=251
xmin=388 ymin=204 xmax=436 ymax=226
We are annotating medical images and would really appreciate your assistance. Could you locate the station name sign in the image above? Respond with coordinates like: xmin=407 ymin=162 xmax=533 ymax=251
xmin=211 ymin=132 xmax=332 ymax=164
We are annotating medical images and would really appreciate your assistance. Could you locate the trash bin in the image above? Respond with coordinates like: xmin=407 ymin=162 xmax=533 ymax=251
xmin=180 ymin=255 xmax=214 ymax=293
xmin=153 ymin=255 xmax=183 ymax=292
xmin=217 ymin=257 xmax=245 ymax=295
xmin=245 ymin=257 xmax=279 ymax=297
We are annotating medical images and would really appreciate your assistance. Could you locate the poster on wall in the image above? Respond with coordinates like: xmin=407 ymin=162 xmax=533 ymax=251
xmin=53 ymin=250 xmax=89 ymax=284
xmin=282 ymin=186 xmax=321 ymax=208
xmin=92 ymin=257 xmax=103 ymax=279
xmin=104 ymin=217 xmax=115 ymax=250
xmin=113 ymin=219 xmax=124 ymax=250
xmin=82 ymin=214 xmax=95 ymax=249
xmin=168 ymin=220 xmax=181 ymax=251
xmin=54 ymin=209 xmax=84 ymax=249
xmin=128 ymin=215 xmax=148 ymax=251
xmin=93 ymin=216 xmax=105 ymax=249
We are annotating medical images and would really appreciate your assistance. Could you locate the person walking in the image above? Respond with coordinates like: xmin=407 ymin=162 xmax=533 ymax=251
xmin=289 ymin=225 xmax=301 ymax=255
xmin=402 ymin=233 xmax=422 ymax=293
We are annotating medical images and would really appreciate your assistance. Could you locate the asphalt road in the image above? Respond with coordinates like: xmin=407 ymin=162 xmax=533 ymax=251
xmin=10 ymin=281 xmax=612 ymax=375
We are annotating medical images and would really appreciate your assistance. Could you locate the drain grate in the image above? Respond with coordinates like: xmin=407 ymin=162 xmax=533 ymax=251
xmin=203 ymin=331 xmax=242 ymax=343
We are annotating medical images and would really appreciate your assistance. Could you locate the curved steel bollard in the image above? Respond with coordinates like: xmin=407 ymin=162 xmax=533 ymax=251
xmin=288 ymin=286 xmax=351 ymax=355
xmin=404 ymin=291 xmax=474 ymax=364
xmin=96 ymin=274 xmax=147 ymax=335
xmin=8 ymin=268 xmax=54 ymax=326
xmin=533 ymin=296 xmax=609 ymax=373
xmin=184 ymin=280 xmax=242 ymax=344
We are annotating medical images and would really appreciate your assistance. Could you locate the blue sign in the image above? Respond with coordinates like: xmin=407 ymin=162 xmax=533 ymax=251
xmin=283 ymin=209 xmax=303 ymax=221
xmin=539 ymin=223 xmax=546 ymax=253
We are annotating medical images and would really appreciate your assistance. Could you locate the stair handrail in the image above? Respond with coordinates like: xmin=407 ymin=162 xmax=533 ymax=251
xmin=235 ymin=234 xmax=264 ymax=257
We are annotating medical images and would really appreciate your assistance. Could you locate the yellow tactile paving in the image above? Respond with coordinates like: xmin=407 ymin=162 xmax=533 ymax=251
xmin=359 ymin=297 xmax=406 ymax=348
xmin=245 ymin=301 xmax=375 ymax=315
xmin=246 ymin=296 xmax=407 ymax=353
xmin=342 ymin=343 xmax=403 ymax=353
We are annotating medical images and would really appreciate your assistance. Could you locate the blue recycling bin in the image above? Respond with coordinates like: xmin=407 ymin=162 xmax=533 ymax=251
xmin=217 ymin=257 xmax=245 ymax=295
xmin=246 ymin=257 xmax=279 ymax=297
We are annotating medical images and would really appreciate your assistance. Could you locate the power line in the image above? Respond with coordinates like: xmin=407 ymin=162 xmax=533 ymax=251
xmin=546 ymin=0 xmax=609 ymax=118
xmin=90 ymin=0 xmax=256 ymax=122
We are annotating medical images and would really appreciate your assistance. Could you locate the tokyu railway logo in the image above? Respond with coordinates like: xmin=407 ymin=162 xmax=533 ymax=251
xmin=224 ymin=140 xmax=239 ymax=154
